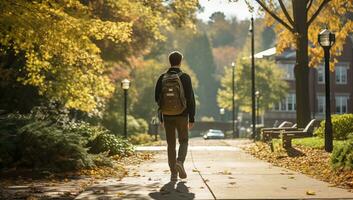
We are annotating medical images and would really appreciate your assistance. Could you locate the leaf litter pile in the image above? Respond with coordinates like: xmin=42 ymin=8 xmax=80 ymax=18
xmin=0 ymin=152 xmax=154 ymax=200
xmin=244 ymin=142 xmax=353 ymax=191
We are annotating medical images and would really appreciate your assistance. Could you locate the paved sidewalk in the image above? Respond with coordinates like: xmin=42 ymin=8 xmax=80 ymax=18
xmin=76 ymin=139 xmax=353 ymax=199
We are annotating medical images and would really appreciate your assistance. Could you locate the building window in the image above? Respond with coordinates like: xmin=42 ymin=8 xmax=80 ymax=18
xmin=273 ymin=93 xmax=296 ymax=112
xmin=278 ymin=63 xmax=294 ymax=80
xmin=335 ymin=96 xmax=348 ymax=114
xmin=287 ymin=94 xmax=295 ymax=111
xmin=335 ymin=65 xmax=347 ymax=84
xmin=317 ymin=95 xmax=325 ymax=113
xmin=317 ymin=65 xmax=324 ymax=84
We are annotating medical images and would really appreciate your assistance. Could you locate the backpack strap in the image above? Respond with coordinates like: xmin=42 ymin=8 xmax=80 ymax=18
xmin=163 ymin=70 xmax=183 ymax=79
xmin=176 ymin=71 xmax=183 ymax=77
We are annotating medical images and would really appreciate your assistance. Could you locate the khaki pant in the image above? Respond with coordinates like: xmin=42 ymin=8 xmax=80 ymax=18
xmin=164 ymin=116 xmax=189 ymax=174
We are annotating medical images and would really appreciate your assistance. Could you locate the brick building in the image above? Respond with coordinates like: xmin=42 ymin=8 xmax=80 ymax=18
xmin=257 ymin=36 xmax=353 ymax=127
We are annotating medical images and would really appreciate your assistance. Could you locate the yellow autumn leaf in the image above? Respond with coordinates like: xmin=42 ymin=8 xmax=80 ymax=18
xmin=306 ymin=190 xmax=316 ymax=195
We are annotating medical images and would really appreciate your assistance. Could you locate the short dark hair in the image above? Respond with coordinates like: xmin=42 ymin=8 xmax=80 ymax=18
xmin=168 ymin=51 xmax=183 ymax=66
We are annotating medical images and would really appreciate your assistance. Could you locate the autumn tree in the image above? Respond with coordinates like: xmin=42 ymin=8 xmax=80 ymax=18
xmin=237 ymin=0 xmax=353 ymax=127
xmin=218 ymin=58 xmax=288 ymax=114
xmin=185 ymin=33 xmax=219 ymax=118
xmin=0 ymin=0 xmax=199 ymax=115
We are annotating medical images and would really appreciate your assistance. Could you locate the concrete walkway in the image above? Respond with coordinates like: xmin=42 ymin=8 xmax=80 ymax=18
xmin=76 ymin=139 xmax=353 ymax=200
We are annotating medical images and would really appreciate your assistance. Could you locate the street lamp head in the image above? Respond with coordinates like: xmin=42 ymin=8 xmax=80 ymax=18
xmin=248 ymin=19 xmax=253 ymax=32
xmin=231 ymin=62 xmax=235 ymax=67
xmin=255 ymin=90 xmax=260 ymax=97
xmin=121 ymin=79 xmax=130 ymax=90
xmin=220 ymin=108 xmax=225 ymax=115
xmin=318 ymin=28 xmax=335 ymax=48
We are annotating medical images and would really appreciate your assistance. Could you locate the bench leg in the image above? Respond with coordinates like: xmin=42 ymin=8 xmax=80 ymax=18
xmin=262 ymin=133 xmax=271 ymax=142
xmin=282 ymin=138 xmax=292 ymax=149
xmin=269 ymin=141 xmax=274 ymax=152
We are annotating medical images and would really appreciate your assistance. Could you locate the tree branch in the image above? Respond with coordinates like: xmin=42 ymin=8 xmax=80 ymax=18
xmin=255 ymin=0 xmax=295 ymax=33
xmin=306 ymin=0 xmax=313 ymax=11
xmin=307 ymin=0 xmax=331 ymax=26
xmin=278 ymin=0 xmax=294 ymax=27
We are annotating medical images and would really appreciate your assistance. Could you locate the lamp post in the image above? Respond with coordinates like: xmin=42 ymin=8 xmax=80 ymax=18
xmin=318 ymin=28 xmax=335 ymax=152
xmin=249 ymin=16 xmax=256 ymax=140
xmin=255 ymin=91 xmax=260 ymax=125
xmin=220 ymin=108 xmax=225 ymax=122
xmin=121 ymin=79 xmax=130 ymax=138
xmin=231 ymin=62 xmax=237 ymax=138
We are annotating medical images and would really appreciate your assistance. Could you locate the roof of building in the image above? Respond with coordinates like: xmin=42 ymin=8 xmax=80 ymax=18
xmin=254 ymin=47 xmax=296 ymax=60
xmin=254 ymin=47 xmax=276 ymax=58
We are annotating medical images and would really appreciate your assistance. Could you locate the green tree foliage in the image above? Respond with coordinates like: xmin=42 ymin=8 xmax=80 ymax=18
xmin=184 ymin=33 xmax=219 ymax=118
xmin=208 ymin=12 xmax=235 ymax=47
xmin=218 ymin=58 xmax=288 ymax=113
xmin=207 ymin=14 xmax=276 ymax=80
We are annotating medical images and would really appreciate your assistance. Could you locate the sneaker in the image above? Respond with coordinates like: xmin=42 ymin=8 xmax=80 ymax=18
xmin=176 ymin=161 xmax=187 ymax=179
xmin=171 ymin=173 xmax=178 ymax=182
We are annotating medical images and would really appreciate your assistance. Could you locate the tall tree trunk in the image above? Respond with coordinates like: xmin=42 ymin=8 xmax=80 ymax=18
xmin=293 ymin=0 xmax=311 ymax=127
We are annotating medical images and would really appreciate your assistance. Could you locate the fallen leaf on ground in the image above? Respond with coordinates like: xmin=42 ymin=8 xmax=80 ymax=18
xmin=229 ymin=182 xmax=236 ymax=185
xmin=244 ymin=142 xmax=353 ymax=190
xmin=192 ymin=169 xmax=199 ymax=172
xmin=306 ymin=190 xmax=316 ymax=195
xmin=26 ymin=196 xmax=38 ymax=200
xmin=218 ymin=170 xmax=232 ymax=175
xmin=116 ymin=192 xmax=125 ymax=197
xmin=281 ymin=187 xmax=287 ymax=190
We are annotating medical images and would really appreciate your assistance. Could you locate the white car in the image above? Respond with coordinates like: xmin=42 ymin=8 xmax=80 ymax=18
xmin=203 ymin=129 xmax=225 ymax=140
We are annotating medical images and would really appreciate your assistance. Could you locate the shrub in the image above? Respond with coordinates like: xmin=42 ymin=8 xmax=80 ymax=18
xmin=314 ymin=114 xmax=353 ymax=140
xmin=103 ymin=114 xmax=148 ymax=136
xmin=18 ymin=121 xmax=95 ymax=171
xmin=0 ymin=108 xmax=135 ymax=171
xmin=0 ymin=113 xmax=29 ymax=167
xmin=129 ymin=133 xmax=155 ymax=145
xmin=65 ymin=121 xmax=108 ymax=144
xmin=331 ymin=137 xmax=353 ymax=170
xmin=89 ymin=133 xmax=134 ymax=156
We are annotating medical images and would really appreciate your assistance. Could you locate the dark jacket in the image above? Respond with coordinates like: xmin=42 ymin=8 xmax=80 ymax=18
xmin=155 ymin=67 xmax=196 ymax=123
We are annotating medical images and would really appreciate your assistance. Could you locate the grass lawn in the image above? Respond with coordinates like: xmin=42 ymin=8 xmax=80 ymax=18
xmin=272 ymin=137 xmax=346 ymax=149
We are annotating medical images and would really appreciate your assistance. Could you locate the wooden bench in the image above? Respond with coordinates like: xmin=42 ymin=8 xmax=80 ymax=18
xmin=274 ymin=119 xmax=319 ymax=149
xmin=261 ymin=121 xmax=298 ymax=142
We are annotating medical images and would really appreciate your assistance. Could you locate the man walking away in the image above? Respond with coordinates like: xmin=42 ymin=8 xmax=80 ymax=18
xmin=155 ymin=51 xmax=196 ymax=182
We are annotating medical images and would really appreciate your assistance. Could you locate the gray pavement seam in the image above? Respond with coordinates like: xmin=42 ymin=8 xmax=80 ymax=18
xmin=190 ymin=146 xmax=217 ymax=200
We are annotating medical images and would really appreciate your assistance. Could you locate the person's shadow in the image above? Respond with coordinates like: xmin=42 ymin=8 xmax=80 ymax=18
xmin=149 ymin=181 xmax=195 ymax=200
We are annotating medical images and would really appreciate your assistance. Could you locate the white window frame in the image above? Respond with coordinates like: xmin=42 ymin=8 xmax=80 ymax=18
xmin=317 ymin=65 xmax=325 ymax=84
xmin=317 ymin=95 xmax=325 ymax=114
xmin=277 ymin=63 xmax=295 ymax=80
xmin=335 ymin=95 xmax=349 ymax=114
xmin=335 ymin=64 xmax=348 ymax=85
xmin=272 ymin=93 xmax=296 ymax=112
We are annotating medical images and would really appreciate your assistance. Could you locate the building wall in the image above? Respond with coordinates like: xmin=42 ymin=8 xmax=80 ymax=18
xmin=263 ymin=38 xmax=353 ymax=127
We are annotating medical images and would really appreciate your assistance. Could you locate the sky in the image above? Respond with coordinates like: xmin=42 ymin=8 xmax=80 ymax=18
xmin=197 ymin=0 xmax=253 ymax=22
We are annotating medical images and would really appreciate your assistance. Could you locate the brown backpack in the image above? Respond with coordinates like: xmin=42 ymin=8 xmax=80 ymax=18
xmin=159 ymin=71 xmax=187 ymax=115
